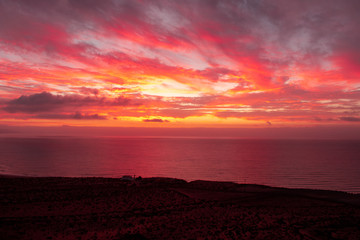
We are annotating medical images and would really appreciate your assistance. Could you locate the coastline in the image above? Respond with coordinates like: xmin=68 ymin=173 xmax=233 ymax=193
xmin=1 ymin=176 xmax=360 ymax=239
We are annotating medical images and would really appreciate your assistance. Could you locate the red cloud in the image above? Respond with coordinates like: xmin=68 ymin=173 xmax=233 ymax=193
xmin=0 ymin=0 xmax=360 ymax=125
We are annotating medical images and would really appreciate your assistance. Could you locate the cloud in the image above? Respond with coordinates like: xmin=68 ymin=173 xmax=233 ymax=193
xmin=33 ymin=112 xmax=107 ymax=120
xmin=0 ymin=126 xmax=17 ymax=134
xmin=339 ymin=117 xmax=360 ymax=122
xmin=143 ymin=118 xmax=169 ymax=123
xmin=1 ymin=0 xmax=359 ymax=73
xmin=3 ymin=92 xmax=132 ymax=113
xmin=3 ymin=92 xmax=73 ymax=113
xmin=0 ymin=0 xmax=360 ymax=125
xmin=76 ymin=87 xmax=99 ymax=95
xmin=313 ymin=117 xmax=337 ymax=122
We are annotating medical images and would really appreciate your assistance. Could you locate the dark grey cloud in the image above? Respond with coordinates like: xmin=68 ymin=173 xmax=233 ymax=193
xmin=196 ymin=67 xmax=235 ymax=82
xmin=3 ymin=92 xmax=132 ymax=113
xmin=76 ymin=87 xmax=99 ymax=95
xmin=143 ymin=118 xmax=169 ymax=123
xmin=34 ymin=112 xmax=107 ymax=120
xmin=313 ymin=117 xmax=337 ymax=122
xmin=339 ymin=117 xmax=360 ymax=122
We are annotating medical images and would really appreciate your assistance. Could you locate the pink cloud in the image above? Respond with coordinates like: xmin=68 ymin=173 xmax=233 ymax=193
xmin=0 ymin=0 xmax=359 ymax=125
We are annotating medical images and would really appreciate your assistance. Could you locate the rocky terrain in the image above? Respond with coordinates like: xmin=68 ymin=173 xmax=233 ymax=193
xmin=1 ymin=176 xmax=360 ymax=239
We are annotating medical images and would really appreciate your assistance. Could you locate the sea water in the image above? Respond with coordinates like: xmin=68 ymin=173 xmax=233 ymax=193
xmin=0 ymin=137 xmax=359 ymax=193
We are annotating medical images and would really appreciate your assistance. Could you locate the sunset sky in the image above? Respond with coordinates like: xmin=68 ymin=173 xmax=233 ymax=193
xmin=1 ymin=0 xmax=360 ymax=136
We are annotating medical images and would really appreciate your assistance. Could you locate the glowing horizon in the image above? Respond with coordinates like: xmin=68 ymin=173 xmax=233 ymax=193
xmin=1 ymin=0 xmax=360 ymax=129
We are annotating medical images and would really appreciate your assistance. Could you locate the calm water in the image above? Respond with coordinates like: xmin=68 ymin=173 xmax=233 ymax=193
xmin=0 ymin=137 xmax=359 ymax=193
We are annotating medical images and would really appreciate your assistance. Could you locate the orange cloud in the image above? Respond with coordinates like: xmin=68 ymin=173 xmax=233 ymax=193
xmin=0 ymin=0 xmax=359 ymax=128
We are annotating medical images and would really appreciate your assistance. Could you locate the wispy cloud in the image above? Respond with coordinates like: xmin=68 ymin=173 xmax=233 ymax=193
xmin=0 ymin=0 xmax=359 ymax=126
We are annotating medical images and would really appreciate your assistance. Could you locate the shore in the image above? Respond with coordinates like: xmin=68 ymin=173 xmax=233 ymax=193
xmin=1 ymin=176 xmax=360 ymax=239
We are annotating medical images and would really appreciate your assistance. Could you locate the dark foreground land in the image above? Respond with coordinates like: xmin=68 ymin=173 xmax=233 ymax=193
xmin=1 ymin=176 xmax=360 ymax=239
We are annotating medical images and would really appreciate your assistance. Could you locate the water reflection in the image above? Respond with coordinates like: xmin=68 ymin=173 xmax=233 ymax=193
xmin=0 ymin=137 xmax=359 ymax=193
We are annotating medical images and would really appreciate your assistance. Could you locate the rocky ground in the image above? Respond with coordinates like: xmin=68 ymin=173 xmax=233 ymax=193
xmin=1 ymin=176 xmax=360 ymax=239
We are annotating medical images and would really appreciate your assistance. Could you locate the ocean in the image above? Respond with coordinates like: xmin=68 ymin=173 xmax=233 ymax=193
xmin=0 ymin=137 xmax=359 ymax=193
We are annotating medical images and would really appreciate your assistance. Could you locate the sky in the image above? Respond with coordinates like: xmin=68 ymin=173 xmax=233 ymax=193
xmin=0 ymin=0 xmax=360 ymax=137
